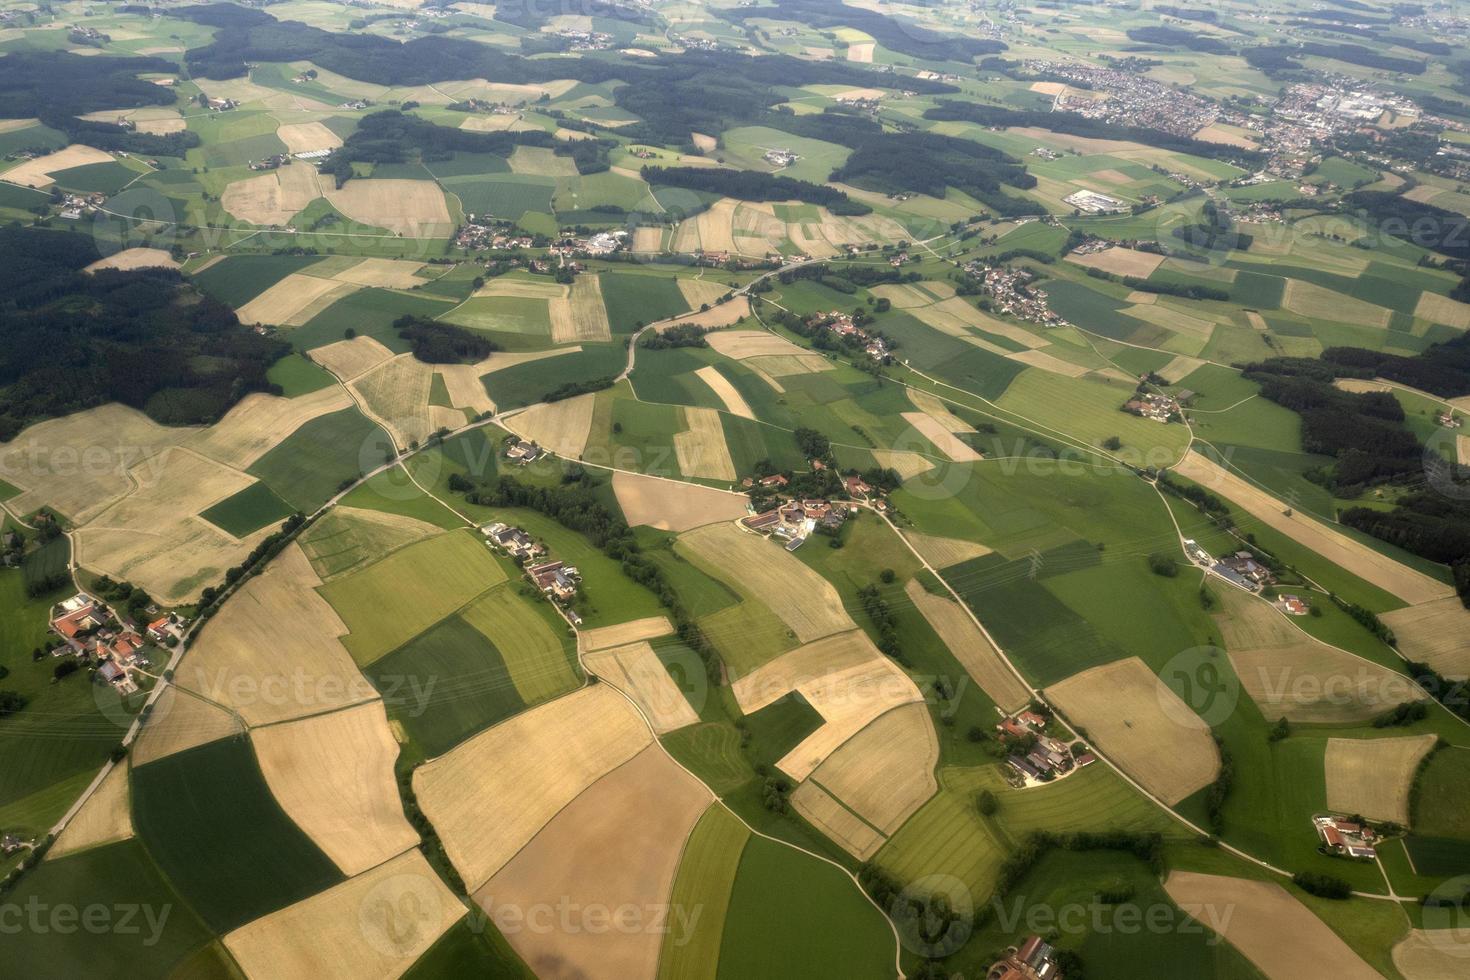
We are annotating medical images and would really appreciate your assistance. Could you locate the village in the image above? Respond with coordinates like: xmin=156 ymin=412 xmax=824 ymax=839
xmin=46 ymin=591 xmax=185 ymax=697
xmin=962 ymin=258 xmax=1070 ymax=329
xmin=995 ymin=707 xmax=1095 ymax=788
xmin=803 ymin=308 xmax=891 ymax=361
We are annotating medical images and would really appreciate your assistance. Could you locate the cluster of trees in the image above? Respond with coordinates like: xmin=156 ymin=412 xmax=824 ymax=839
xmin=1203 ymin=735 xmax=1234 ymax=834
xmin=395 ymin=316 xmax=499 ymax=364
xmin=1404 ymin=661 xmax=1470 ymax=724
xmin=830 ymin=131 xmax=1037 ymax=217
xmin=1126 ymin=26 xmax=1231 ymax=54
xmin=856 ymin=584 xmax=903 ymax=662
xmin=196 ymin=514 xmax=306 ymax=618
xmin=1343 ymin=192 xmax=1470 ymax=261
xmin=1373 ymin=700 xmax=1430 ymax=728
xmin=1341 ymin=494 xmax=1470 ymax=606
xmin=1292 ymin=871 xmax=1353 ymax=899
xmin=1173 ymin=200 xmax=1253 ymax=252
xmin=721 ymin=0 xmax=1006 ymax=63
xmin=923 ymin=101 xmax=1264 ymax=168
xmin=544 ymin=376 xmax=616 ymax=403
xmin=1316 ymin=335 xmax=1470 ymax=398
xmin=0 ymin=228 xmax=289 ymax=442
xmin=640 ymin=324 xmax=708 ymax=350
xmin=1083 ymin=266 xmax=1231 ymax=302
xmin=1245 ymin=41 xmax=1426 ymax=76
xmin=640 ymin=166 xmax=870 ymax=214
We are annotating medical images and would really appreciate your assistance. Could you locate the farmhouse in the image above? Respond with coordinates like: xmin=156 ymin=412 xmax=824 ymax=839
xmin=504 ymin=437 xmax=544 ymax=464
xmin=987 ymin=934 xmax=1064 ymax=980
xmin=1214 ymin=551 xmax=1274 ymax=591
xmin=1314 ymin=814 xmax=1378 ymax=860
xmin=482 ymin=522 xmax=544 ymax=560
xmin=1277 ymin=594 xmax=1311 ymax=616
xmin=1122 ymin=391 xmax=1181 ymax=423
xmin=742 ymin=497 xmax=851 ymax=548
xmin=1063 ymin=189 xmax=1127 ymax=214
xmin=527 ymin=559 xmax=580 ymax=601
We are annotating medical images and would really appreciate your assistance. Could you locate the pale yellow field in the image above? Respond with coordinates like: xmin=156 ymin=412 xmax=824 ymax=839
xmin=1229 ymin=645 xmax=1424 ymax=724
xmin=1382 ymin=597 xmax=1470 ymax=680
xmin=236 ymin=274 xmax=354 ymax=327
xmin=692 ymin=198 xmax=740 ymax=254
xmin=678 ymin=522 xmax=856 ymax=645
xmin=654 ymin=296 xmax=751 ymax=330
xmin=791 ymin=781 xmax=885 ymax=860
xmin=1393 ymin=930 xmax=1470 ymax=980
xmin=611 ymin=470 xmax=749 ymax=532
xmin=176 ymin=544 xmax=375 ymax=726
xmin=1164 ymin=872 xmax=1381 ymax=980
xmin=1121 ymin=301 xmax=1218 ymax=340
xmin=508 ymin=144 xmax=580 ymax=176
xmin=1066 ymin=247 xmax=1167 ymax=278
xmin=694 ymin=365 xmax=756 ymax=419
xmin=905 ymin=579 xmax=1031 ymax=711
xmin=221 ymin=162 xmax=324 ymax=226
xmin=275 ymin=120 xmax=342 ymax=154
xmin=908 ymin=388 xmax=976 ymax=432
xmin=251 ymin=701 xmax=418 ymax=876
xmin=224 ymin=850 xmax=463 ymax=980
xmin=911 ymin=297 xmax=1048 ymax=349
xmin=74 ymin=449 xmax=268 ymax=604
xmin=325 ymin=178 xmax=453 ymax=237
xmin=579 ymin=615 xmax=674 ymax=652
xmin=1 ymin=144 xmax=113 ymax=187
xmin=728 ymin=629 xmax=890 ymax=712
xmin=585 ymin=640 xmax=700 ymax=733
xmin=1174 ymin=452 xmax=1455 ymax=606
xmin=846 ymin=42 xmax=875 ymax=62
xmin=631 ymin=225 xmax=663 ymax=251
xmin=51 ymin=763 xmax=132 ymax=859
xmin=1045 ymin=657 xmax=1219 ymax=805
xmin=434 ymin=359 xmax=496 ymax=416
xmin=869 ymin=283 xmax=939 ymax=309
xmin=0 ymin=403 xmax=182 ymax=523
xmin=504 ymin=392 xmax=597 ymax=458
xmin=807 ymin=702 xmax=938 ymax=837
xmin=1414 ymin=291 xmax=1470 ymax=329
xmin=473 ymin=277 xmax=566 ymax=300
xmin=1007 ymin=347 xmax=1091 ymax=378
xmin=1283 ymin=279 xmax=1390 ymax=328
xmin=901 ymin=412 xmax=983 ymax=462
xmin=298 ymin=506 xmax=438 ymax=581
xmin=308 ymin=335 xmax=394 ymax=381
xmin=1192 ymin=124 xmax=1260 ymax=149
xmin=550 ymin=272 xmax=611 ymax=343
xmin=678 ymin=277 xmax=729 ymax=309
xmin=1157 ymin=354 xmax=1206 ymax=384
xmin=331 ymin=257 xmax=425 ymax=289
xmin=84 ymin=248 xmax=179 ymax=273
xmin=349 ymin=353 xmax=434 ymax=449
xmin=187 ymin=387 xmax=352 ymax=470
xmin=872 ymin=450 xmax=934 ymax=480
xmin=706 ymin=329 xmax=818 ymax=361
xmin=131 ymin=686 xmax=244 ymax=766
xmin=674 ymin=406 xmax=737 ymax=481
xmin=476 ymin=746 xmax=711 ymax=980
xmin=413 ymin=685 xmax=651 ymax=890
xmin=1324 ymin=734 xmax=1436 ymax=824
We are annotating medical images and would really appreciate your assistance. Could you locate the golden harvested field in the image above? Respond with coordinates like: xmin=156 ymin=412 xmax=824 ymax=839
xmin=674 ymin=406 xmax=738 ymax=481
xmin=51 ymin=763 xmax=132 ymax=859
xmin=1164 ymin=872 xmax=1381 ymax=980
xmin=236 ymin=274 xmax=354 ymax=327
xmin=1121 ymin=302 xmax=1217 ymax=339
xmin=131 ymin=686 xmax=243 ymax=766
xmin=508 ymin=144 xmax=580 ymax=176
xmin=308 ymin=335 xmax=394 ymax=381
xmin=682 ymin=198 xmax=740 ymax=255
xmin=655 ymin=296 xmax=750 ymax=331
xmin=324 ymin=178 xmax=453 ymax=238
xmin=905 ymin=579 xmax=1031 ymax=711
xmin=631 ymin=225 xmax=664 ymax=251
xmin=275 ymin=120 xmax=342 ymax=154
xmin=176 ymin=544 xmax=375 ymax=726
xmin=1229 ymin=644 xmax=1424 ymax=724
xmin=224 ymin=850 xmax=463 ymax=980
xmin=869 ymin=283 xmax=939 ymax=309
xmin=251 ymin=701 xmax=418 ymax=876
xmin=807 ymin=702 xmax=938 ymax=837
xmin=706 ymin=328 xmax=819 ymax=361
xmin=221 ymin=162 xmax=324 ymax=226
xmin=911 ymin=297 xmax=1047 ymax=349
xmin=584 ymin=640 xmax=700 ymax=733
xmin=188 ymin=387 xmax=352 ymax=470
xmin=331 ymin=257 xmax=424 ymax=289
xmin=908 ymin=388 xmax=976 ymax=432
xmin=0 ymin=403 xmax=181 ymax=523
xmin=1006 ymin=347 xmax=1090 ymax=378
xmin=550 ymin=272 xmax=611 ymax=343
xmin=1045 ymin=657 xmax=1219 ymax=805
xmin=504 ymin=392 xmax=597 ymax=458
xmin=349 ymin=353 xmax=434 ymax=449
xmin=901 ymin=412 xmax=982 ymax=462
xmin=1192 ymin=124 xmax=1260 ymax=149
xmin=1414 ymin=291 xmax=1470 ymax=329
xmin=473 ymin=278 xmax=566 ymax=300
xmin=678 ymin=522 xmax=855 ymax=645
xmin=846 ymin=42 xmax=875 ymax=62
xmin=1324 ymin=734 xmax=1437 ymax=824
xmin=476 ymin=746 xmax=711 ymax=980
xmin=1175 ymin=452 xmax=1455 ymax=606
xmin=1283 ymin=279 xmax=1391 ymax=328
xmin=1382 ymin=597 xmax=1470 ymax=679
xmin=872 ymin=450 xmax=934 ymax=480
xmin=1393 ymin=931 xmax=1470 ymax=980
xmin=413 ymin=685 xmax=651 ymax=890
xmin=1157 ymin=354 xmax=1206 ymax=384
xmin=611 ymin=470 xmax=749 ymax=531
xmin=435 ymin=359 xmax=497 ymax=416
xmin=579 ymin=615 xmax=674 ymax=652
xmin=84 ymin=248 xmax=179 ymax=273
xmin=1065 ymin=247 xmax=1168 ymax=278
xmin=1 ymin=144 xmax=114 ymax=187
xmin=678 ymin=277 xmax=729 ymax=309
xmin=791 ymin=781 xmax=884 ymax=860
xmin=694 ymin=365 xmax=756 ymax=419
xmin=74 ymin=449 xmax=268 ymax=604
xmin=730 ymin=629 xmax=883 ymax=714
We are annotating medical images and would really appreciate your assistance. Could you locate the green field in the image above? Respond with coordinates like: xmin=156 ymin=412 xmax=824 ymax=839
xmin=266 ymin=352 xmax=337 ymax=396
xmin=659 ymin=804 xmax=750 ymax=980
xmin=200 ymin=480 xmax=296 ymax=536
xmin=4 ymin=840 xmax=223 ymax=980
xmin=317 ymin=529 xmax=507 ymax=666
xmin=191 ymin=254 xmax=327 ymax=308
xmin=132 ymin=736 xmax=344 ymax=932
xmin=403 ymin=918 xmax=535 ymax=980
xmin=247 ymin=407 xmax=392 ymax=512
xmin=717 ymin=835 xmax=894 ymax=979
xmin=1412 ymin=746 xmax=1470 ymax=839
xmin=481 ymin=343 xmax=627 ymax=410
xmin=459 ymin=583 xmax=580 ymax=704
xmin=441 ymin=295 xmax=552 ymax=335
xmin=365 ymin=613 xmax=527 ymax=758
xmin=600 ymin=270 xmax=691 ymax=332
xmin=337 ymin=466 xmax=467 ymax=530
xmin=51 ymin=161 xmax=138 ymax=195
xmin=290 ymin=288 xmax=448 ymax=354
